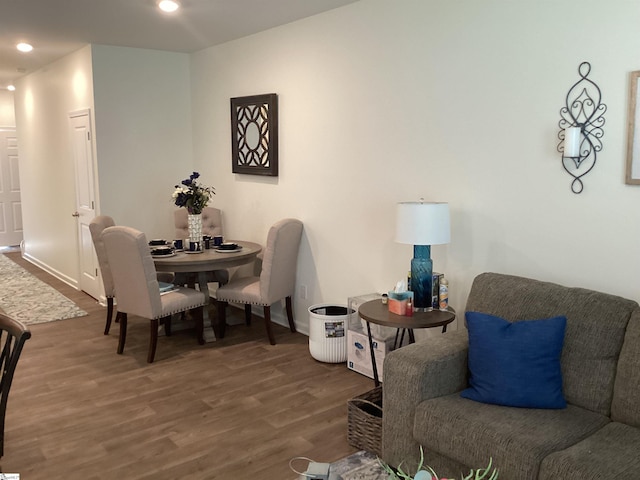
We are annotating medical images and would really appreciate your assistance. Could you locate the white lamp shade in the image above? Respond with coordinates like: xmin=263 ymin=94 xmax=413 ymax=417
xmin=396 ymin=202 xmax=450 ymax=245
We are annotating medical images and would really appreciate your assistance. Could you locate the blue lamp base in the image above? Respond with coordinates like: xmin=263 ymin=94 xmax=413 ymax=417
xmin=410 ymin=245 xmax=433 ymax=311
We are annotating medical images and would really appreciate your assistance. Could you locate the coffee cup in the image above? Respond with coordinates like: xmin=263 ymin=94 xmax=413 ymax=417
xmin=188 ymin=241 xmax=200 ymax=252
xmin=173 ymin=239 xmax=183 ymax=250
xmin=213 ymin=235 xmax=223 ymax=247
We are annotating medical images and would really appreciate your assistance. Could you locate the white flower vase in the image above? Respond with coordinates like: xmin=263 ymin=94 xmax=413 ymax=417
xmin=187 ymin=213 xmax=203 ymax=249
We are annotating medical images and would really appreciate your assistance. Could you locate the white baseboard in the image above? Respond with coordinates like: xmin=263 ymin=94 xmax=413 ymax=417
xmin=245 ymin=303 xmax=309 ymax=336
xmin=21 ymin=252 xmax=80 ymax=291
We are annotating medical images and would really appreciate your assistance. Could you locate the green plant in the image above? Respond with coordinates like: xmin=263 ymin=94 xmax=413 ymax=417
xmin=378 ymin=447 xmax=498 ymax=480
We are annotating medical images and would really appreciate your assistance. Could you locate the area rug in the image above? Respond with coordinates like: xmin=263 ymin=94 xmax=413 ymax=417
xmin=0 ymin=254 xmax=88 ymax=325
xmin=330 ymin=450 xmax=388 ymax=479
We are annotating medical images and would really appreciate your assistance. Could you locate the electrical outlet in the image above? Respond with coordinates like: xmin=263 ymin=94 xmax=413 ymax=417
xmin=300 ymin=285 xmax=308 ymax=300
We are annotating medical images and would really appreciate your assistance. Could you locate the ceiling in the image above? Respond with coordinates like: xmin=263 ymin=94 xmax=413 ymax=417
xmin=0 ymin=0 xmax=359 ymax=90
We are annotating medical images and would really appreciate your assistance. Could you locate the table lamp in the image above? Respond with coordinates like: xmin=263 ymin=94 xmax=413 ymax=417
xmin=395 ymin=201 xmax=450 ymax=311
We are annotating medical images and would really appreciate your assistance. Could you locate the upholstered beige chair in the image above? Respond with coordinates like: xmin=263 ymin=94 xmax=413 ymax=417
xmin=216 ymin=218 xmax=303 ymax=345
xmin=174 ymin=206 xmax=223 ymax=239
xmin=174 ymin=206 xmax=229 ymax=286
xmin=101 ymin=226 xmax=207 ymax=363
xmin=89 ymin=216 xmax=118 ymax=335
xmin=89 ymin=215 xmax=174 ymax=335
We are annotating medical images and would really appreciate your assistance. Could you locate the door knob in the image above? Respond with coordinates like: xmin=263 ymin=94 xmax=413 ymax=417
xmin=71 ymin=212 xmax=80 ymax=217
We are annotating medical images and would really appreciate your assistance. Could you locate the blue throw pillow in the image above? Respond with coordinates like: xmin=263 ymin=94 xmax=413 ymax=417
xmin=461 ymin=311 xmax=567 ymax=409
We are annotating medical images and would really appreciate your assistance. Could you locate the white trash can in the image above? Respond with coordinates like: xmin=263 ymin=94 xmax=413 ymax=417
xmin=308 ymin=304 xmax=353 ymax=363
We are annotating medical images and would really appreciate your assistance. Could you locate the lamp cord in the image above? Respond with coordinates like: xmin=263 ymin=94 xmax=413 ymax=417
xmin=289 ymin=456 xmax=316 ymax=477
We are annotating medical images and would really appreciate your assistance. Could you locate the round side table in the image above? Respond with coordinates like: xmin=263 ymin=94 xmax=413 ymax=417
xmin=358 ymin=299 xmax=455 ymax=386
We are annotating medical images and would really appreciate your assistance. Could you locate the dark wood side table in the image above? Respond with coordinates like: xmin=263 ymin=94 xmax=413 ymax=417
xmin=358 ymin=299 xmax=456 ymax=386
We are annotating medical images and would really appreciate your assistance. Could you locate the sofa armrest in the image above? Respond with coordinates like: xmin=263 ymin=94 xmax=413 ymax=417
xmin=382 ymin=329 xmax=469 ymax=470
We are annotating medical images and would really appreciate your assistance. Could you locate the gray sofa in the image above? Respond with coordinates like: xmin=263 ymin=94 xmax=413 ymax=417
xmin=382 ymin=272 xmax=640 ymax=479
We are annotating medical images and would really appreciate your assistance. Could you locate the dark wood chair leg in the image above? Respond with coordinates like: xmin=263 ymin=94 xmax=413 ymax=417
xmin=263 ymin=306 xmax=276 ymax=345
xmin=217 ymin=300 xmax=228 ymax=338
xmin=163 ymin=315 xmax=172 ymax=336
xmin=244 ymin=304 xmax=252 ymax=325
xmin=148 ymin=318 xmax=159 ymax=363
xmin=117 ymin=312 xmax=127 ymax=354
xmin=285 ymin=296 xmax=296 ymax=333
xmin=104 ymin=297 xmax=114 ymax=335
xmin=193 ymin=306 xmax=205 ymax=345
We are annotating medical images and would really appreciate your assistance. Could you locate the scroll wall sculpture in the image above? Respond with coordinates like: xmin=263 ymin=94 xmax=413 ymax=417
xmin=557 ymin=62 xmax=606 ymax=194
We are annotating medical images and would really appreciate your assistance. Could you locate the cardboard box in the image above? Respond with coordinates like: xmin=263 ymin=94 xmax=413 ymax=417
xmin=347 ymin=328 xmax=396 ymax=380
xmin=347 ymin=293 xmax=382 ymax=330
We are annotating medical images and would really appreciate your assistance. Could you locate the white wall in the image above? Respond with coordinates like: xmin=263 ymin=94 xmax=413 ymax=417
xmin=191 ymin=0 xmax=640 ymax=334
xmin=13 ymin=45 xmax=192 ymax=291
xmin=0 ymin=91 xmax=15 ymax=127
xmin=14 ymin=46 xmax=95 ymax=285
xmin=91 ymin=45 xmax=193 ymax=239
xmin=11 ymin=0 xmax=640 ymax=334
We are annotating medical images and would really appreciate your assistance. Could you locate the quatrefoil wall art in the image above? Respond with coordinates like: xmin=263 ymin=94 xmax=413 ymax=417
xmin=557 ymin=62 xmax=607 ymax=194
xmin=230 ymin=93 xmax=278 ymax=177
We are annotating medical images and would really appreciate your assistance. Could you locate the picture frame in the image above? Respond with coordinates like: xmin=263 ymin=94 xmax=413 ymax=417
xmin=230 ymin=93 xmax=278 ymax=177
xmin=625 ymin=71 xmax=640 ymax=184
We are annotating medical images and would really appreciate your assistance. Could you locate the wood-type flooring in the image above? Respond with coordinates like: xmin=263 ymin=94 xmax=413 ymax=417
xmin=0 ymin=252 xmax=373 ymax=479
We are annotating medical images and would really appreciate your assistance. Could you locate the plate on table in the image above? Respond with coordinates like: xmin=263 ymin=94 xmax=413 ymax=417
xmin=149 ymin=239 xmax=169 ymax=246
xmin=215 ymin=246 xmax=242 ymax=253
xmin=152 ymin=252 xmax=176 ymax=258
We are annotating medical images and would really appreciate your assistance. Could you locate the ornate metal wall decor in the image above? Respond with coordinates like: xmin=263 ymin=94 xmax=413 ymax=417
xmin=230 ymin=93 xmax=278 ymax=176
xmin=557 ymin=62 xmax=606 ymax=194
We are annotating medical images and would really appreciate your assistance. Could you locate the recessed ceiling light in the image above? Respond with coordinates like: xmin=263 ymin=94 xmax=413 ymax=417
xmin=16 ymin=42 xmax=33 ymax=53
xmin=158 ymin=0 xmax=180 ymax=13
xmin=7 ymin=85 xmax=16 ymax=92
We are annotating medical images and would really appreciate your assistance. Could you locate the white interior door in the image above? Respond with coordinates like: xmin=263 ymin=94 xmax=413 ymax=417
xmin=69 ymin=110 xmax=101 ymax=300
xmin=0 ymin=129 xmax=23 ymax=247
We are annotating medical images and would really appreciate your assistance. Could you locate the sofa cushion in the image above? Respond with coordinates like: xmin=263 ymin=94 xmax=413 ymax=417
xmin=611 ymin=309 xmax=640 ymax=428
xmin=461 ymin=312 xmax=566 ymax=409
xmin=539 ymin=422 xmax=640 ymax=480
xmin=414 ymin=393 xmax=610 ymax=480
xmin=465 ymin=273 xmax=638 ymax=416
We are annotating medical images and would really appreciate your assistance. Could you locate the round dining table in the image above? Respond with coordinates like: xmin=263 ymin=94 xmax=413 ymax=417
xmin=153 ymin=240 xmax=262 ymax=342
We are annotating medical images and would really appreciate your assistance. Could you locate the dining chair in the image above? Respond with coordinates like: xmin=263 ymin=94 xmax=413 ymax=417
xmin=174 ymin=206 xmax=223 ymax=238
xmin=174 ymin=206 xmax=229 ymax=286
xmin=89 ymin=215 xmax=121 ymax=335
xmin=89 ymin=215 xmax=174 ymax=335
xmin=0 ymin=313 xmax=31 ymax=457
xmin=216 ymin=218 xmax=303 ymax=345
xmin=101 ymin=226 xmax=206 ymax=363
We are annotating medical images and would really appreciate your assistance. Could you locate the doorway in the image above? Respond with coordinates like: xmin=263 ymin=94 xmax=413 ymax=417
xmin=69 ymin=110 xmax=101 ymax=300
xmin=0 ymin=129 xmax=23 ymax=247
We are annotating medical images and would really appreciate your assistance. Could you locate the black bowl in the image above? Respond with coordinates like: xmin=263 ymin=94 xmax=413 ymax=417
xmin=151 ymin=247 xmax=173 ymax=255
xmin=149 ymin=239 xmax=167 ymax=246
xmin=218 ymin=242 xmax=238 ymax=250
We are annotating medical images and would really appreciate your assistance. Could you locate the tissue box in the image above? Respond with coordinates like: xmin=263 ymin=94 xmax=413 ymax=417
xmin=388 ymin=297 xmax=407 ymax=315
xmin=388 ymin=291 xmax=413 ymax=316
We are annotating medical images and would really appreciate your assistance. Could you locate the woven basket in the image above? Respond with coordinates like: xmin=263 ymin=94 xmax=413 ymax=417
xmin=347 ymin=386 xmax=383 ymax=456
